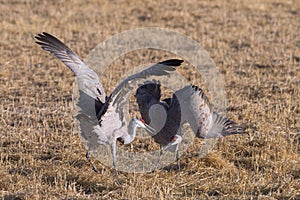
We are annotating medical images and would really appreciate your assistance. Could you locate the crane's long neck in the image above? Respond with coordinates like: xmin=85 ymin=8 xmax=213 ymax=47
xmin=122 ymin=119 xmax=138 ymax=144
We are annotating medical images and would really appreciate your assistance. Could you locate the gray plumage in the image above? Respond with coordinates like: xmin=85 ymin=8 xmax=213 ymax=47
xmin=135 ymin=83 xmax=182 ymax=146
xmin=35 ymin=32 xmax=183 ymax=177
xmin=135 ymin=82 xmax=245 ymax=169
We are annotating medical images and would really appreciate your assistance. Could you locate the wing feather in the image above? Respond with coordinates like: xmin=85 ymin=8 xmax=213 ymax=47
xmin=175 ymin=85 xmax=245 ymax=138
xmin=35 ymin=32 xmax=107 ymax=104
xmin=106 ymin=59 xmax=183 ymax=128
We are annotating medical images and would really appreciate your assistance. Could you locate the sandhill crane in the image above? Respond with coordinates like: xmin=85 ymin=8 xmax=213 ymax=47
xmin=135 ymin=82 xmax=245 ymax=169
xmin=35 ymin=32 xmax=183 ymax=178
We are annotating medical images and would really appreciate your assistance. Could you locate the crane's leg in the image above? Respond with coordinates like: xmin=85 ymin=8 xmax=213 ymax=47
xmin=86 ymin=151 xmax=99 ymax=173
xmin=110 ymin=142 xmax=120 ymax=184
xmin=175 ymin=144 xmax=180 ymax=171
xmin=154 ymin=145 xmax=163 ymax=171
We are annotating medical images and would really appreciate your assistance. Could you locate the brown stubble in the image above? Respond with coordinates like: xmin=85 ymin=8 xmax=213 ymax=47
xmin=1 ymin=0 xmax=299 ymax=199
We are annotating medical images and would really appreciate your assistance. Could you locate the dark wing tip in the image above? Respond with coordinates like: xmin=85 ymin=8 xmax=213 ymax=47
xmin=35 ymin=32 xmax=67 ymax=49
xmin=158 ymin=59 xmax=184 ymax=66
xmin=35 ymin=32 xmax=55 ymax=40
xmin=35 ymin=32 xmax=49 ymax=41
xmin=222 ymin=118 xmax=247 ymax=136
xmin=191 ymin=85 xmax=203 ymax=92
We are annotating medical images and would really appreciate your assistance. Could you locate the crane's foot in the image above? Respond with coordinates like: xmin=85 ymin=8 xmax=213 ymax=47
xmin=86 ymin=151 xmax=99 ymax=173
xmin=153 ymin=162 xmax=161 ymax=172
xmin=112 ymin=167 xmax=123 ymax=185
xmin=177 ymin=159 xmax=181 ymax=172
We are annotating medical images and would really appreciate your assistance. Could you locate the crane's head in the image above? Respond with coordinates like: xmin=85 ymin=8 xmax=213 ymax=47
xmin=132 ymin=118 xmax=156 ymax=135
xmin=120 ymin=118 xmax=156 ymax=145
xmin=164 ymin=135 xmax=183 ymax=150
xmin=170 ymin=135 xmax=182 ymax=145
xmin=132 ymin=118 xmax=146 ymax=128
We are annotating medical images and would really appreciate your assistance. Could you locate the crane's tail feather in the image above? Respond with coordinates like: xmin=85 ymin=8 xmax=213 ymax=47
xmin=204 ymin=112 xmax=246 ymax=138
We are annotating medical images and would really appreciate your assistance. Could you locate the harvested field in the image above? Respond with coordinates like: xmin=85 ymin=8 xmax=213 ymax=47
xmin=0 ymin=0 xmax=299 ymax=199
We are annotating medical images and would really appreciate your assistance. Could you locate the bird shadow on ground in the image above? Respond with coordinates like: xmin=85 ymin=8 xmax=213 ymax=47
xmin=160 ymin=162 xmax=188 ymax=172
xmin=3 ymin=193 xmax=26 ymax=200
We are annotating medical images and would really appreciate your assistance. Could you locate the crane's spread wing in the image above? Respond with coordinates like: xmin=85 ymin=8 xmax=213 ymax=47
xmin=112 ymin=59 xmax=183 ymax=101
xmin=151 ymin=92 xmax=183 ymax=147
xmin=100 ymin=59 xmax=184 ymax=133
xmin=166 ymin=93 xmax=182 ymax=129
xmin=135 ymin=80 xmax=162 ymax=104
xmin=175 ymin=85 xmax=245 ymax=138
xmin=35 ymin=32 xmax=107 ymax=104
xmin=36 ymin=32 xmax=110 ymax=147
xmin=134 ymin=80 xmax=162 ymax=124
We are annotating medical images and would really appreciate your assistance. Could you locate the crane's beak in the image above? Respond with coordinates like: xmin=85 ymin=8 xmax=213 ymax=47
xmin=143 ymin=123 xmax=156 ymax=136
xmin=136 ymin=117 xmax=156 ymax=136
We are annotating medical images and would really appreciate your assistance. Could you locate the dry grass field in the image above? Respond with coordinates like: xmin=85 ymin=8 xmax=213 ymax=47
xmin=1 ymin=0 xmax=299 ymax=199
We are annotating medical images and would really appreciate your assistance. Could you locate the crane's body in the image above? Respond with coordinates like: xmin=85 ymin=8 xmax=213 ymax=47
xmin=35 ymin=32 xmax=182 ymax=179
xmin=135 ymin=83 xmax=245 ymax=169
xmin=35 ymin=32 xmax=244 ymax=175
